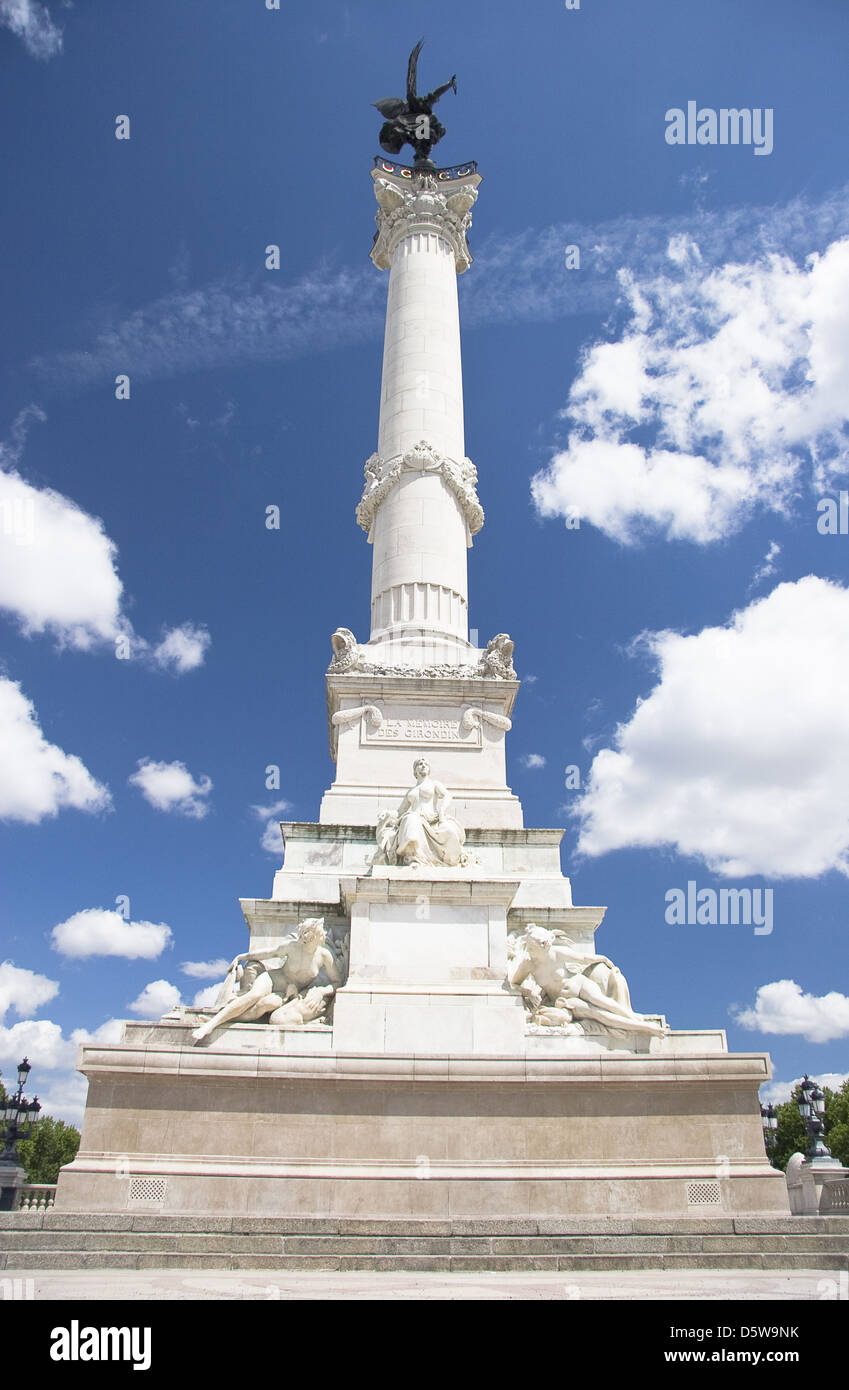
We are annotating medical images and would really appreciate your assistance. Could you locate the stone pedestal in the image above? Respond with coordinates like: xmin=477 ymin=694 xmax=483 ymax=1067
xmin=55 ymin=1040 xmax=788 ymax=1219
xmin=0 ymin=1162 xmax=25 ymax=1213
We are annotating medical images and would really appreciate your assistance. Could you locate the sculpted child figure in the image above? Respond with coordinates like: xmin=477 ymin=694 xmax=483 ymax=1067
xmin=191 ymin=918 xmax=340 ymax=1042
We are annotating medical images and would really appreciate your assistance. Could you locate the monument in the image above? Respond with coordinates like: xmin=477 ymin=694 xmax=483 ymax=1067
xmin=55 ymin=46 xmax=787 ymax=1220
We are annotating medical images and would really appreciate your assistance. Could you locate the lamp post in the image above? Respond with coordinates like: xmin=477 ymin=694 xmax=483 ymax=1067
xmin=795 ymin=1075 xmax=837 ymax=1165
xmin=760 ymin=1102 xmax=778 ymax=1163
xmin=0 ymin=1057 xmax=41 ymax=1211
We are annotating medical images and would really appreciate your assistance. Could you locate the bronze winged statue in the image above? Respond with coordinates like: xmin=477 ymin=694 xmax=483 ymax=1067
xmin=373 ymin=39 xmax=457 ymax=169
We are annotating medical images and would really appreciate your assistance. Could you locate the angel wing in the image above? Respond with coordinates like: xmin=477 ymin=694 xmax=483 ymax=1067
xmin=407 ymin=37 xmax=425 ymax=101
xmin=373 ymin=97 xmax=407 ymax=120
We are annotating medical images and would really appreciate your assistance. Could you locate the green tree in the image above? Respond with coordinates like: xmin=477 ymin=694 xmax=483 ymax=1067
xmin=768 ymin=1076 xmax=849 ymax=1171
xmin=824 ymin=1078 xmax=849 ymax=1167
xmin=16 ymin=1115 xmax=80 ymax=1185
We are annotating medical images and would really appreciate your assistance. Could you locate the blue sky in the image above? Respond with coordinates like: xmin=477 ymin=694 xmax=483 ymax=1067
xmin=1 ymin=0 xmax=848 ymax=1123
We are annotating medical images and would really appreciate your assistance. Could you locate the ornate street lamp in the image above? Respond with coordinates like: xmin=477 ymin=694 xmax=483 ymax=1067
xmin=0 ymin=1057 xmax=41 ymax=1164
xmin=795 ymin=1075 xmax=836 ymax=1164
xmin=760 ymin=1102 xmax=778 ymax=1162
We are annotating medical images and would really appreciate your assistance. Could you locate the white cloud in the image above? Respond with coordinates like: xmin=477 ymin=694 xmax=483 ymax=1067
xmin=0 ymin=0 xmax=62 ymax=60
xmin=532 ymin=237 xmax=849 ymax=544
xmin=760 ymin=1072 xmax=849 ymax=1106
xmin=192 ymin=984 xmax=222 ymax=1008
xmin=37 ymin=184 xmax=849 ymax=389
xmin=33 ymin=1070 xmax=88 ymax=1128
xmin=521 ymin=754 xmax=546 ymax=769
xmin=0 ymin=677 xmax=111 ymax=824
xmin=51 ymin=908 xmax=172 ymax=960
xmin=0 ymin=1019 xmax=121 ymax=1127
xmin=71 ymin=1018 xmax=124 ymax=1047
xmin=0 ymin=960 xmax=58 ymax=1021
xmin=576 ymin=576 xmax=849 ymax=878
xmin=751 ymin=540 xmax=781 ymax=590
xmin=129 ymin=759 xmax=212 ymax=819
xmin=0 ymin=465 xmax=124 ymax=648
xmin=251 ymin=798 xmax=293 ymax=855
xmin=128 ymin=980 xmax=181 ymax=1019
xmin=152 ymin=624 xmax=211 ymax=674
xmin=180 ymin=958 xmax=230 ymax=979
xmin=0 ymin=1017 xmax=76 ymax=1072
xmin=0 ymin=411 xmax=209 ymax=668
xmin=735 ymin=981 xmax=849 ymax=1044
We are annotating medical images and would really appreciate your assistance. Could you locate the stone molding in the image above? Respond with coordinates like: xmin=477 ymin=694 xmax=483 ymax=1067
xmin=356 ymin=439 xmax=484 ymax=538
xmin=370 ymin=169 xmax=480 ymax=273
xmin=75 ymin=1043 xmax=773 ymax=1085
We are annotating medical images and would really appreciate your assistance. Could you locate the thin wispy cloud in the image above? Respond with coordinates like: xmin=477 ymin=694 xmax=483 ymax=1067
xmin=0 ymin=0 xmax=63 ymax=60
xmin=31 ymin=185 xmax=849 ymax=391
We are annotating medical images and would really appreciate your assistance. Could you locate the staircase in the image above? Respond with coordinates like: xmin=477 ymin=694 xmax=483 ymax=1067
xmin=2 ymin=1212 xmax=848 ymax=1272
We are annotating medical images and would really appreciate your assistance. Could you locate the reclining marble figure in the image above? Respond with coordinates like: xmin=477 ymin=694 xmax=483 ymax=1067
xmin=373 ymin=758 xmax=470 ymax=868
xmin=191 ymin=918 xmax=342 ymax=1042
xmin=508 ymin=924 xmax=666 ymax=1037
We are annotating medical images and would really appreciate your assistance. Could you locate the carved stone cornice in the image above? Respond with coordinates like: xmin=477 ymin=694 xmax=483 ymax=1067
xmin=327 ymin=630 xmax=517 ymax=682
xmin=356 ymin=439 xmax=484 ymax=537
xmin=370 ymin=167 xmax=480 ymax=273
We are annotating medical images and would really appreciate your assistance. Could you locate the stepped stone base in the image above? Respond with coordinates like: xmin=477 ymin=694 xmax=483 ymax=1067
xmin=2 ymin=1212 xmax=846 ymax=1273
xmin=53 ymin=1043 xmax=787 ymax=1220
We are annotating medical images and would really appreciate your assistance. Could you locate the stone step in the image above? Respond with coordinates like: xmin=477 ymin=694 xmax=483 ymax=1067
xmin=4 ymin=1213 xmax=849 ymax=1235
xmin=1 ymin=1213 xmax=847 ymax=1271
xmin=2 ymin=1230 xmax=849 ymax=1256
xmin=1 ymin=1250 xmax=847 ymax=1273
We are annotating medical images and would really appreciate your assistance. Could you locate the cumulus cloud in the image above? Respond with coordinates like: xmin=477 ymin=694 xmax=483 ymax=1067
xmin=521 ymin=754 xmax=546 ymax=769
xmin=128 ymin=759 xmax=212 ymax=819
xmin=180 ymin=958 xmax=230 ymax=979
xmin=151 ymin=624 xmax=211 ymax=674
xmin=0 ymin=410 xmax=209 ymax=667
xmin=0 ymin=1014 xmax=124 ymax=1126
xmin=192 ymin=984 xmax=222 ymax=1008
xmin=0 ymin=461 xmax=124 ymax=649
xmin=532 ymin=237 xmax=849 ymax=544
xmin=0 ymin=1017 xmax=76 ymax=1071
xmin=0 ymin=0 xmax=62 ymax=60
xmin=735 ymin=981 xmax=849 ymax=1044
xmin=32 ymin=1070 xmax=88 ymax=1127
xmin=0 ymin=677 xmax=111 ymax=824
xmin=0 ymin=960 xmax=59 ymax=1021
xmin=71 ymin=1018 xmax=124 ymax=1047
xmin=576 ymin=576 xmax=849 ymax=878
xmin=760 ymin=1071 xmax=849 ymax=1106
xmin=251 ymin=798 xmax=293 ymax=855
xmin=128 ymin=980 xmax=181 ymax=1019
xmin=51 ymin=908 xmax=172 ymax=960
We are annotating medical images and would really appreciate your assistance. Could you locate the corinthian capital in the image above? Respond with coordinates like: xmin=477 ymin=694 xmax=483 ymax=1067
xmin=370 ymin=166 xmax=481 ymax=273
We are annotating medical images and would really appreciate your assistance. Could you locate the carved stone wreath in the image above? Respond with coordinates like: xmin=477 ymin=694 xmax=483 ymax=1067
xmin=356 ymin=439 xmax=484 ymax=537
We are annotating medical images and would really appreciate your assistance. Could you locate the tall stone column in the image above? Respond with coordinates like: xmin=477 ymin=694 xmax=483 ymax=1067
xmin=359 ymin=162 xmax=483 ymax=666
xmin=321 ymin=160 xmax=522 ymax=830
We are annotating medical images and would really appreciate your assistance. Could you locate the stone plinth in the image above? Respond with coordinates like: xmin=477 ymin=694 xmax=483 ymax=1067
xmin=55 ymin=1040 xmax=788 ymax=1219
xmin=321 ymin=675 xmax=522 ymax=829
